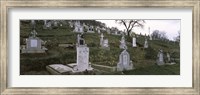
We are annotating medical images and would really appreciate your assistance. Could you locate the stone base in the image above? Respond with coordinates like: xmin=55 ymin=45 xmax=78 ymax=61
xmin=46 ymin=64 xmax=73 ymax=75
xmin=21 ymin=49 xmax=47 ymax=53
xmin=117 ymin=61 xmax=134 ymax=71
xmin=87 ymin=31 xmax=95 ymax=33
xmin=132 ymin=45 xmax=137 ymax=47
xmin=166 ymin=62 xmax=176 ymax=65
xmin=68 ymin=63 xmax=94 ymax=73
xmin=156 ymin=61 xmax=165 ymax=66
xmin=46 ymin=63 xmax=94 ymax=75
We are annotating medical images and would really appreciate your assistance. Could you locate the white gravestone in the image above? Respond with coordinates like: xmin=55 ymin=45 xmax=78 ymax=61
xmin=150 ymin=35 xmax=152 ymax=40
xmin=144 ymin=39 xmax=148 ymax=48
xmin=87 ymin=26 xmax=95 ymax=33
xmin=117 ymin=50 xmax=133 ymax=71
xmin=166 ymin=52 xmax=176 ymax=65
xmin=156 ymin=50 xmax=165 ymax=65
xmin=149 ymin=27 xmax=152 ymax=40
xmin=100 ymin=33 xmax=104 ymax=46
xmin=76 ymin=46 xmax=89 ymax=71
xmin=21 ymin=29 xmax=48 ymax=53
xmin=120 ymin=36 xmax=127 ymax=49
xmin=103 ymin=39 xmax=109 ymax=47
xmin=74 ymin=21 xmax=83 ymax=33
xmin=132 ymin=37 xmax=137 ymax=47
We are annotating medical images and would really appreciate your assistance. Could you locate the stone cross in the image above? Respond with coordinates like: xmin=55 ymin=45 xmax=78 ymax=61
xmin=30 ymin=29 xmax=37 ymax=38
xmin=31 ymin=20 xmax=36 ymax=30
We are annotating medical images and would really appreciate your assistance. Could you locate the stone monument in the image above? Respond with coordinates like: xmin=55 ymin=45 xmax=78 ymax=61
xmin=144 ymin=38 xmax=148 ymax=48
xmin=100 ymin=33 xmax=104 ymax=46
xmin=120 ymin=35 xmax=127 ymax=49
xmin=73 ymin=21 xmax=83 ymax=33
xmin=102 ymin=39 xmax=109 ymax=48
xmin=165 ymin=52 xmax=176 ymax=65
xmin=132 ymin=37 xmax=137 ymax=47
xmin=21 ymin=29 xmax=48 ymax=53
xmin=156 ymin=49 xmax=165 ymax=65
xmin=87 ymin=26 xmax=95 ymax=33
xmin=70 ymin=34 xmax=93 ymax=72
xmin=149 ymin=27 xmax=152 ymax=40
xmin=117 ymin=49 xmax=134 ymax=71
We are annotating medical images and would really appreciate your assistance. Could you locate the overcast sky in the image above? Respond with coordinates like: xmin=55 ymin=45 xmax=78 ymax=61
xmin=97 ymin=20 xmax=180 ymax=40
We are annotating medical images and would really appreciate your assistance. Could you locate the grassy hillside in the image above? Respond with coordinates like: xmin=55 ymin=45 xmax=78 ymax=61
xmin=20 ymin=21 xmax=180 ymax=75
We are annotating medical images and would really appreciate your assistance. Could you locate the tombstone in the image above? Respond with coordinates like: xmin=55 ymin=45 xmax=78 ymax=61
xmin=117 ymin=49 xmax=134 ymax=71
xmin=132 ymin=37 xmax=137 ymax=47
xmin=120 ymin=36 xmax=127 ymax=49
xmin=165 ymin=52 xmax=176 ymax=65
xmin=31 ymin=20 xmax=36 ymax=30
xmin=149 ymin=27 xmax=152 ymax=40
xmin=144 ymin=38 xmax=148 ymax=48
xmin=150 ymin=35 xmax=152 ymax=40
xmin=21 ymin=29 xmax=48 ymax=53
xmin=156 ymin=49 xmax=165 ymax=65
xmin=53 ymin=20 xmax=58 ymax=27
xmin=77 ymin=34 xmax=85 ymax=46
xmin=87 ymin=26 xmax=95 ymax=33
xmin=100 ymin=33 xmax=104 ymax=46
xmin=103 ymin=39 xmax=109 ymax=48
xmin=43 ymin=20 xmax=47 ymax=29
xmin=72 ymin=37 xmax=93 ymax=72
xmin=73 ymin=21 xmax=83 ymax=33
xmin=68 ymin=21 xmax=74 ymax=28
xmin=107 ymin=28 xmax=111 ymax=34
xmin=43 ymin=20 xmax=52 ymax=29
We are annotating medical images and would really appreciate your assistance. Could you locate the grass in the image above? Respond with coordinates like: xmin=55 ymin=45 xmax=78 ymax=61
xmin=20 ymin=21 xmax=180 ymax=75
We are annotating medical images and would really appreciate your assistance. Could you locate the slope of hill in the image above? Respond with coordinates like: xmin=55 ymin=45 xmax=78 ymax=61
xmin=20 ymin=21 xmax=180 ymax=75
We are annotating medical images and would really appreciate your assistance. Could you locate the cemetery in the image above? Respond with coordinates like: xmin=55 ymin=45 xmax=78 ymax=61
xmin=20 ymin=20 xmax=180 ymax=75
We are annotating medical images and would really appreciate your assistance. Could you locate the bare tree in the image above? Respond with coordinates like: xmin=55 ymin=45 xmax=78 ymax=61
xmin=116 ymin=20 xmax=145 ymax=36
xmin=151 ymin=30 xmax=168 ymax=40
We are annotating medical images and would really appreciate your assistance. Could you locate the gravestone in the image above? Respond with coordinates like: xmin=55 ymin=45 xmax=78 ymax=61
xmin=149 ymin=27 xmax=152 ymax=40
xmin=165 ymin=52 xmax=176 ymax=65
xmin=144 ymin=39 xmax=148 ymax=48
xmin=72 ymin=37 xmax=93 ymax=72
xmin=100 ymin=33 xmax=104 ymax=46
xmin=68 ymin=21 xmax=74 ymax=28
xmin=132 ymin=37 xmax=137 ymax=47
xmin=117 ymin=49 xmax=134 ymax=71
xmin=103 ymin=39 xmax=109 ymax=48
xmin=120 ymin=36 xmax=127 ymax=49
xmin=43 ymin=20 xmax=47 ymax=29
xmin=53 ymin=20 xmax=58 ymax=27
xmin=87 ymin=26 xmax=95 ymax=33
xmin=107 ymin=28 xmax=111 ymax=34
xmin=73 ymin=21 xmax=83 ymax=33
xmin=156 ymin=49 xmax=165 ymax=65
xmin=77 ymin=34 xmax=85 ymax=46
xmin=150 ymin=35 xmax=152 ymax=40
xmin=21 ymin=29 xmax=48 ymax=53
xmin=31 ymin=20 xmax=35 ymax=29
